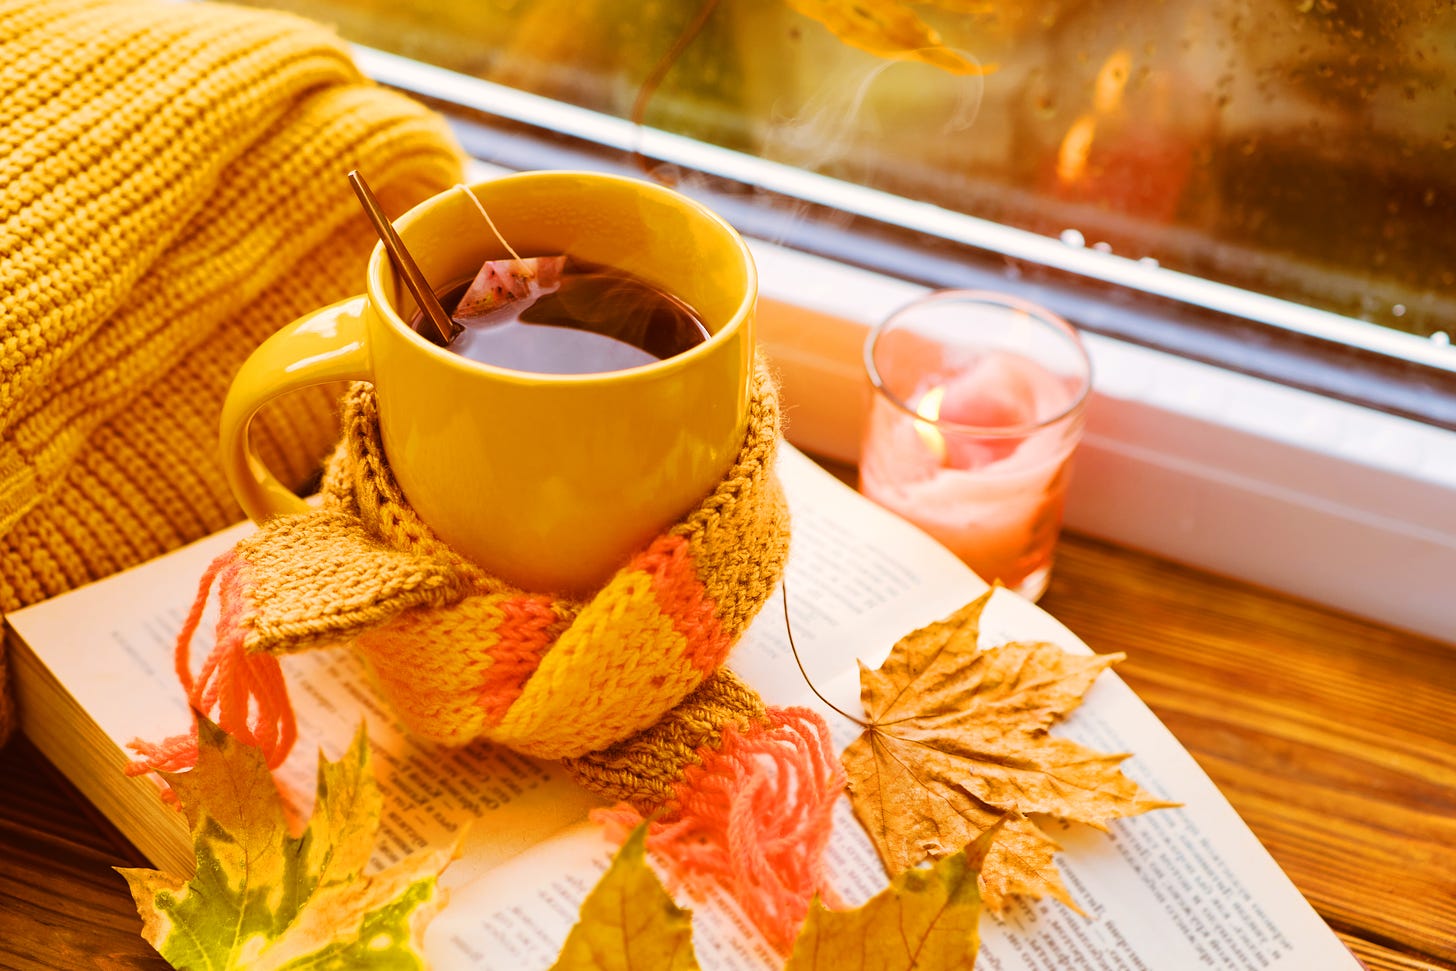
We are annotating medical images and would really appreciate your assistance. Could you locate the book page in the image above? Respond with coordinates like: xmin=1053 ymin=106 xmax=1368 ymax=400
xmin=765 ymin=453 xmax=1356 ymax=969
xmin=968 ymin=595 xmax=1359 ymax=971
xmin=7 ymin=523 xmax=602 ymax=890
xmin=806 ymin=666 xmax=1356 ymax=971
xmin=427 ymin=822 xmax=786 ymax=970
xmin=729 ymin=447 xmax=990 ymax=711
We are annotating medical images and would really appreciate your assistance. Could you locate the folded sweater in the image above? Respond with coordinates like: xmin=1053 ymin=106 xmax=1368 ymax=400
xmin=0 ymin=0 xmax=466 ymax=742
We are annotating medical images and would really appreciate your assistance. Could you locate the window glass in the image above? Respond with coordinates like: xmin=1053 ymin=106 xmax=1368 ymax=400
xmin=243 ymin=0 xmax=1456 ymax=342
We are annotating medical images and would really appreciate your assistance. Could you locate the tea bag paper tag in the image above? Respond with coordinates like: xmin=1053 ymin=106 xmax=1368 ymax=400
xmin=454 ymin=255 xmax=567 ymax=321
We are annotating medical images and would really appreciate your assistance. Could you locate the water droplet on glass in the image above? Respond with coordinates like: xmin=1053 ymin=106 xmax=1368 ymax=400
xmin=1061 ymin=228 xmax=1087 ymax=248
xmin=1093 ymin=241 xmax=1113 ymax=253
xmin=1393 ymin=304 xmax=1407 ymax=317
xmin=1433 ymin=331 xmax=1451 ymax=345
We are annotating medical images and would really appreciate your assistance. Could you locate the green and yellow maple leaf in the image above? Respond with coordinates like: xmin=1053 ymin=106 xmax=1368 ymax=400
xmin=844 ymin=590 xmax=1176 ymax=912
xmin=786 ymin=821 xmax=1000 ymax=970
xmin=549 ymin=825 xmax=700 ymax=971
xmin=118 ymin=718 xmax=452 ymax=971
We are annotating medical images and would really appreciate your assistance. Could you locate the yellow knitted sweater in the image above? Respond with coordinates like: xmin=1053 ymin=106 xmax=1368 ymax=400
xmin=0 ymin=0 xmax=466 ymax=741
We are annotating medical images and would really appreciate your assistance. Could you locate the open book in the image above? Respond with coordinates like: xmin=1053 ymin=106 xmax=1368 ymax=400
xmin=7 ymin=445 xmax=1359 ymax=970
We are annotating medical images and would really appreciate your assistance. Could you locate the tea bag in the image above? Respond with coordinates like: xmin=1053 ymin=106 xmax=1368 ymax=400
xmin=454 ymin=255 xmax=567 ymax=322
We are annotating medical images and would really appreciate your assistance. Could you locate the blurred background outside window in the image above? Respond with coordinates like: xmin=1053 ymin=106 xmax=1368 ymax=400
xmin=235 ymin=0 xmax=1456 ymax=383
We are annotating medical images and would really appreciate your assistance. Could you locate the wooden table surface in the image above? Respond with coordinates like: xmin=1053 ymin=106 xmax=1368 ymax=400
xmin=0 ymin=531 xmax=1452 ymax=970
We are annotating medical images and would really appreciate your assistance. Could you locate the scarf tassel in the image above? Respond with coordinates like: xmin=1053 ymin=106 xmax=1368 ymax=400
xmin=125 ymin=549 xmax=295 ymax=777
xmin=592 ymin=706 xmax=845 ymax=953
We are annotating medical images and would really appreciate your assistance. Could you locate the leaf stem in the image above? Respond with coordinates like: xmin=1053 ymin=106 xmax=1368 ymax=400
xmin=782 ymin=578 xmax=868 ymax=728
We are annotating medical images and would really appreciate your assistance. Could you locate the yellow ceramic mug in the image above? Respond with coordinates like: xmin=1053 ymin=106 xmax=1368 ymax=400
xmin=219 ymin=171 xmax=756 ymax=595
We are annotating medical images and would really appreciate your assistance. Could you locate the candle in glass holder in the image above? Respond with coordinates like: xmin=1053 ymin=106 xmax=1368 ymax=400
xmin=859 ymin=291 xmax=1091 ymax=601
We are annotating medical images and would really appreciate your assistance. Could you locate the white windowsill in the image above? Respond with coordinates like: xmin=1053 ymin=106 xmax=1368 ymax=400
xmin=751 ymin=242 xmax=1456 ymax=646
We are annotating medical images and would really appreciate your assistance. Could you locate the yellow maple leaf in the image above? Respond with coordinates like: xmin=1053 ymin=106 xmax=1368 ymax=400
xmin=118 ymin=718 xmax=452 ymax=971
xmin=843 ymin=590 xmax=1176 ymax=911
xmin=549 ymin=825 xmax=701 ymax=971
xmin=782 ymin=0 xmax=996 ymax=75
xmin=786 ymin=821 xmax=1001 ymax=969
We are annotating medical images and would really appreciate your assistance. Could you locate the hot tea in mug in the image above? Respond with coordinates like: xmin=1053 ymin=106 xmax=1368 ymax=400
xmin=415 ymin=258 xmax=710 ymax=375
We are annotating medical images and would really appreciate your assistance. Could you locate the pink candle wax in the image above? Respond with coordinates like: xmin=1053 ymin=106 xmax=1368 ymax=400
xmin=860 ymin=349 xmax=1084 ymax=599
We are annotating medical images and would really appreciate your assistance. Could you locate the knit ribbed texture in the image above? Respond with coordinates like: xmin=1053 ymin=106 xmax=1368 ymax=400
xmin=561 ymin=667 xmax=769 ymax=809
xmin=129 ymin=359 xmax=844 ymax=947
xmin=207 ymin=358 xmax=788 ymax=763
xmin=0 ymin=0 xmax=466 ymax=743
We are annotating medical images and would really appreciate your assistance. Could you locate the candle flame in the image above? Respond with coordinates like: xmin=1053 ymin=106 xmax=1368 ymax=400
xmin=913 ymin=385 xmax=948 ymax=464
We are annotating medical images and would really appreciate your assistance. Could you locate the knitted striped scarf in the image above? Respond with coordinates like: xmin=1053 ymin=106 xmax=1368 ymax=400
xmin=0 ymin=0 xmax=465 ymax=741
xmin=132 ymin=365 xmax=843 ymax=949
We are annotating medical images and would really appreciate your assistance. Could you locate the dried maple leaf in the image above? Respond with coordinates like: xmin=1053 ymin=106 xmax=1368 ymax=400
xmin=118 ymin=718 xmax=452 ymax=971
xmin=549 ymin=825 xmax=701 ymax=971
xmin=843 ymin=590 xmax=1175 ymax=911
xmin=782 ymin=0 xmax=996 ymax=75
xmin=785 ymin=821 xmax=1001 ymax=970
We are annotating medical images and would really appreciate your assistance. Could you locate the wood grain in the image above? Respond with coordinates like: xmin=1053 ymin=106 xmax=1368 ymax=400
xmin=0 ymin=738 xmax=167 ymax=970
xmin=0 ymin=530 xmax=1450 ymax=968
xmin=1040 ymin=534 xmax=1456 ymax=971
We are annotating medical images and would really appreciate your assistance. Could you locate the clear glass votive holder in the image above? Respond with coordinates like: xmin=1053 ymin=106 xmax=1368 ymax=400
xmin=859 ymin=290 xmax=1092 ymax=601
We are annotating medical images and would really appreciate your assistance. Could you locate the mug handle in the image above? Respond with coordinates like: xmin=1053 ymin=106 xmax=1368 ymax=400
xmin=219 ymin=295 xmax=372 ymax=524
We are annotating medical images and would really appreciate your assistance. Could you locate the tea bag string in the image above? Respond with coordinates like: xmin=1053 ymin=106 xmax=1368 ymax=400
xmin=454 ymin=184 xmax=527 ymax=268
